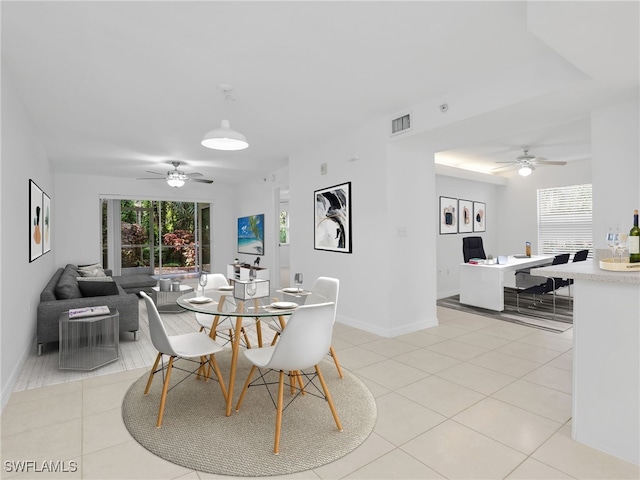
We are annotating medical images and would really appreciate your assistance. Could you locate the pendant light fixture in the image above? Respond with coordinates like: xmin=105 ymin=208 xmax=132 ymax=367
xmin=201 ymin=84 xmax=249 ymax=151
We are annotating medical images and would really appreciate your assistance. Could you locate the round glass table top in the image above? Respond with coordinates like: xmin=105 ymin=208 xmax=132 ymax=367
xmin=176 ymin=290 xmax=297 ymax=317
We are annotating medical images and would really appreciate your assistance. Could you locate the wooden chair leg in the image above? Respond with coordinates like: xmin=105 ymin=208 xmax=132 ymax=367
xmin=274 ymin=370 xmax=285 ymax=454
xmin=329 ymin=346 xmax=344 ymax=379
xmin=242 ymin=328 xmax=252 ymax=348
xmin=235 ymin=364 xmax=257 ymax=411
xmin=315 ymin=364 xmax=343 ymax=432
xmin=197 ymin=355 xmax=207 ymax=380
xmin=209 ymin=354 xmax=228 ymax=403
xmin=156 ymin=356 xmax=175 ymax=428
xmin=144 ymin=353 xmax=162 ymax=394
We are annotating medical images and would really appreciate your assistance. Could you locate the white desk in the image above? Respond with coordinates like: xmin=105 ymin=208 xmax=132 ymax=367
xmin=459 ymin=255 xmax=555 ymax=311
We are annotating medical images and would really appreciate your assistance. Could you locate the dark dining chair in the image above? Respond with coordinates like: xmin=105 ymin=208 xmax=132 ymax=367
xmin=516 ymin=253 xmax=570 ymax=318
xmin=561 ymin=249 xmax=589 ymax=301
xmin=462 ymin=236 xmax=486 ymax=263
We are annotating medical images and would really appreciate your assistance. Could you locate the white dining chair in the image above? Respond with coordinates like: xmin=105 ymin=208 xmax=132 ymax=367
xmin=194 ymin=273 xmax=253 ymax=348
xmin=235 ymin=302 xmax=343 ymax=454
xmin=270 ymin=276 xmax=344 ymax=378
xmin=140 ymin=291 xmax=227 ymax=427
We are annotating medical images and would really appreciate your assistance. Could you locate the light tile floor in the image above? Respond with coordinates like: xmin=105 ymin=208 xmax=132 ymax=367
xmin=2 ymin=306 xmax=639 ymax=479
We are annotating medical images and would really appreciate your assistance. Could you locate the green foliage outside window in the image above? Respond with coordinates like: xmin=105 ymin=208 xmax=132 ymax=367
xmin=280 ymin=211 xmax=289 ymax=244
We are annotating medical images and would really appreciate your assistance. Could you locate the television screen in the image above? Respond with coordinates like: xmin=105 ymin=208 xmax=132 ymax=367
xmin=237 ymin=214 xmax=265 ymax=255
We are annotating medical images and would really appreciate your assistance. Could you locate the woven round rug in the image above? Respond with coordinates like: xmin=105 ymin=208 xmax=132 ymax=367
xmin=122 ymin=355 xmax=377 ymax=477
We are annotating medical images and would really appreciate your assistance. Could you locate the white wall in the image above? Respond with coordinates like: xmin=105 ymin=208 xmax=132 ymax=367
xmin=289 ymin=119 xmax=440 ymax=336
xmin=497 ymin=159 xmax=592 ymax=256
xmin=1 ymin=63 xmax=55 ymax=409
xmin=591 ymin=98 xmax=640 ymax=246
xmin=290 ymin=119 xmax=390 ymax=335
xmin=53 ymin=173 xmax=237 ymax=275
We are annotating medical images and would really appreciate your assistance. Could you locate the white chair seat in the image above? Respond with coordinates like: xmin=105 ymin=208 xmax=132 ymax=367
xmin=243 ymin=345 xmax=276 ymax=368
xmin=169 ymin=332 xmax=224 ymax=357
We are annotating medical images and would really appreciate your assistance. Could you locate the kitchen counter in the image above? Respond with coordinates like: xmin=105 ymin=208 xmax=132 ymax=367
xmin=531 ymin=259 xmax=640 ymax=284
xmin=532 ymin=258 xmax=639 ymax=465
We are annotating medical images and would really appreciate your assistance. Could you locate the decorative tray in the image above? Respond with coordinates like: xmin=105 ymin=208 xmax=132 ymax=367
xmin=599 ymin=258 xmax=640 ymax=272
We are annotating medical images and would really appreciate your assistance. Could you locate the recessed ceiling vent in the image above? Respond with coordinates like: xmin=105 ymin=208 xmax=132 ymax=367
xmin=390 ymin=112 xmax=412 ymax=136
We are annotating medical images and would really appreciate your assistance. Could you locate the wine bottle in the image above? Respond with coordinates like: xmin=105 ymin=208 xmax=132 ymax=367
xmin=629 ymin=210 xmax=640 ymax=263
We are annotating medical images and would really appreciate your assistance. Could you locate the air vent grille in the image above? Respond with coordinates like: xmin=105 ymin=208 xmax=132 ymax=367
xmin=391 ymin=113 xmax=411 ymax=135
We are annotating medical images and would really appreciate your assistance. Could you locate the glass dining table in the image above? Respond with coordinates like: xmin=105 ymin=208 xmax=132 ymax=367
xmin=176 ymin=288 xmax=297 ymax=416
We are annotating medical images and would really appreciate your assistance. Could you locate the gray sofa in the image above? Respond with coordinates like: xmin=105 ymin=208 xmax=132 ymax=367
xmin=37 ymin=264 xmax=141 ymax=354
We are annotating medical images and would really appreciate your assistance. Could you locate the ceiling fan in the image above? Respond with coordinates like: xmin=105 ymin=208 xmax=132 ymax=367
xmin=494 ymin=146 xmax=567 ymax=176
xmin=137 ymin=161 xmax=213 ymax=187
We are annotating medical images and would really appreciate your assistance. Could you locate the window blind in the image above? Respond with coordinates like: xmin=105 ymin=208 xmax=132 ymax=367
xmin=537 ymin=184 xmax=593 ymax=256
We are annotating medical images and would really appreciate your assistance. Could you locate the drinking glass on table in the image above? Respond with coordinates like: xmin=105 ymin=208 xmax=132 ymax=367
xmin=617 ymin=233 xmax=628 ymax=263
xmin=606 ymin=229 xmax=619 ymax=260
xmin=198 ymin=273 xmax=208 ymax=296
xmin=294 ymin=273 xmax=303 ymax=293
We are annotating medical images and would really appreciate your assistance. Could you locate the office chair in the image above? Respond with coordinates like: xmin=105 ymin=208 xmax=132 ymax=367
xmin=462 ymin=236 xmax=486 ymax=263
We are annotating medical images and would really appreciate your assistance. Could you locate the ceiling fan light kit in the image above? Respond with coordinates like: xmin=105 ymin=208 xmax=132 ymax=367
xmin=518 ymin=165 xmax=534 ymax=176
xmin=201 ymin=84 xmax=249 ymax=151
xmin=137 ymin=161 xmax=214 ymax=188
xmin=494 ymin=146 xmax=567 ymax=177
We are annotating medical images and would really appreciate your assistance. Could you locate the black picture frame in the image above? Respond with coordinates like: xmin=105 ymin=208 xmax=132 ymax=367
xmin=29 ymin=179 xmax=44 ymax=262
xmin=314 ymin=181 xmax=352 ymax=253
xmin=473 ymin=201 xmax=486 ymax=232
xmin=439 ymin=196 xmax=458 ymax=234
xmin=458 ymin=199 xmax=473 ymax=233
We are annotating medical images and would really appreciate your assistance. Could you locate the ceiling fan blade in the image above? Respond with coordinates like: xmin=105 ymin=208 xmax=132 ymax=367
xmin=145 ymin=170 xmax=167 ymax=176
xmin=185 ymin=172 xmax=203 ymax=177
xmin=492 ymin=164 xmax=519 ymax=172
xmin=188 ymin=178 xmax=214 ymax=184
xmin=494 ymin=160 xmax=518 ymax=164
xmin=536 ymin=159 xmax=567 ymax=165
xmin=137 ymin=177 xmax=167 ymax=180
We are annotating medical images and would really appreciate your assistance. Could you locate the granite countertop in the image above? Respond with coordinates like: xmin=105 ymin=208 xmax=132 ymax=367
xmin=531 ymin=259 xmax=640 ymax=285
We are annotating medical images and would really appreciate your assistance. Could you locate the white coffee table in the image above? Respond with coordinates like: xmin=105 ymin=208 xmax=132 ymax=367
xmin=151 ymin=284 xmax=194 ymax=313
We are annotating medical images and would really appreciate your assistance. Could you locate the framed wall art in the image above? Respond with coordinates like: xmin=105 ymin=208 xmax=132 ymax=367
xmin=29 ymin=179 xmax=44 ymax=262
xmin=458 ymin=199 xmax=473 ymax=233
xmin=314 ymin=181 xmax=352 ymax=253
xmin=473 ymin=201 xmax=486 ymax=232
xmin=237 ymin=214 xmax=265 ymax=255
xmin=439 ymin=196 xmax=458 ymax=234
xmin=43 ymin=192 xmax=51 ymax=254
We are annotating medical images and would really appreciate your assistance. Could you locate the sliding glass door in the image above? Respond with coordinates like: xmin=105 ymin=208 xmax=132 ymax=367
xmin=102 ymin=198 xmax=210 ymax=277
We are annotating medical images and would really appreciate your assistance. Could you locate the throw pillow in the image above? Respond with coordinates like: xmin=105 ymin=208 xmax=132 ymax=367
xmin=55 ymin=273 xmax=83 ymax=299
xmin=76 ymin=276 xmax=119 ymax=297
xmin=78 ymin=263 xmax=107 ymax=277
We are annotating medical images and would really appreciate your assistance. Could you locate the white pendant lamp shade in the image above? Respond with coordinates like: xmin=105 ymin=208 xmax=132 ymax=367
xmin=518 ymin=165 xmax=533 ymax=177
xmin=201 ymin=84 xmax=249 ymax=151
xmin=201 ymin=119 xmax=249 ymax=151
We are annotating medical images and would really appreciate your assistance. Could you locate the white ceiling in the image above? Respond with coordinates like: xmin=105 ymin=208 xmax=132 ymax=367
xmin=2 ymin=1 xmax=638 ymax=184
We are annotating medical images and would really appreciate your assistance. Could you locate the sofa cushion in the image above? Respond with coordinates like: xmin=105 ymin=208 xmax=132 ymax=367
xmin=55 ymin=271 xmax=83 ymax=299
xmin=77 ymin=263 xmax=107 ymax=277
xmin=77 ymin=276 xmax=119 ymax=297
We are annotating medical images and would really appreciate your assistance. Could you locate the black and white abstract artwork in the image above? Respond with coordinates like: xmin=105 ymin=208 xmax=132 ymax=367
xmin=314 ymin=182 xmax=352 ymax=253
